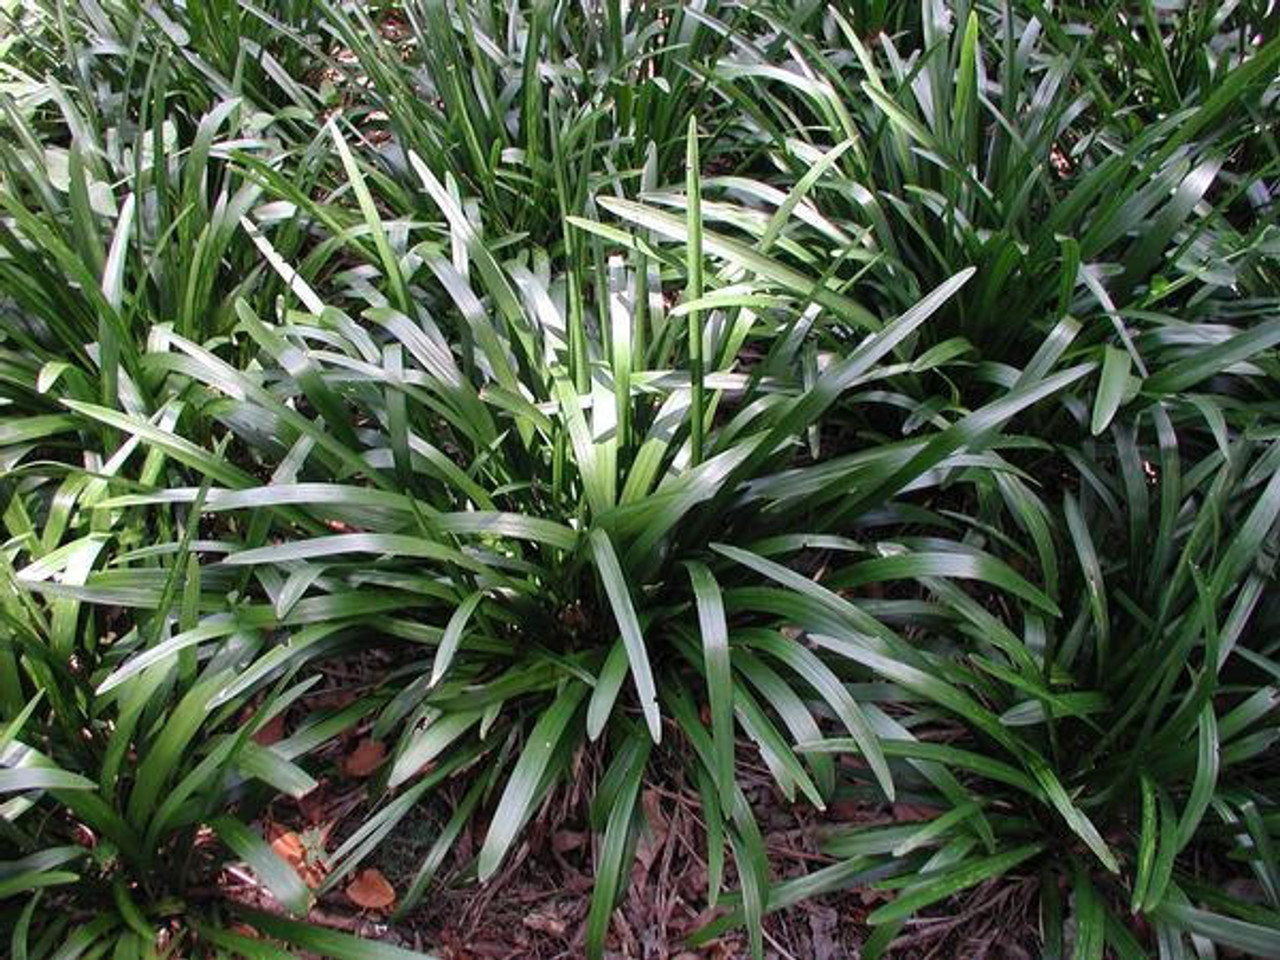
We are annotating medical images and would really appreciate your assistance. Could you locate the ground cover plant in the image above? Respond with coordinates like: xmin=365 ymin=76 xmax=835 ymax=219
xmin=1 ymin=1 xmax=1278 ymax=957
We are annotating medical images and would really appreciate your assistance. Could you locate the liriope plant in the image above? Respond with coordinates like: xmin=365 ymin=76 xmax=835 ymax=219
xmin=2 ymin=2 xmax=1279 ymax=958
xmin=20 ymin=108 xmax=1104 ymax=956
xmin=763 ymin=412 xmax=1280 ymax=957
xmin=702 ymin=0 xmax=1280 ymax=364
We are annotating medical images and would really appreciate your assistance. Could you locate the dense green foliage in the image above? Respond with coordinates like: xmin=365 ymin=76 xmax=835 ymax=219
xmin=2 ymin=1 xmax=1279 ymax=957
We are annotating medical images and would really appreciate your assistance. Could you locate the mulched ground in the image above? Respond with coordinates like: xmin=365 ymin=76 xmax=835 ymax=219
xmin=392 ymin=782 xmax=1044 ymax=960
xmin=225 ymin=662 xmax=1042 ymax=960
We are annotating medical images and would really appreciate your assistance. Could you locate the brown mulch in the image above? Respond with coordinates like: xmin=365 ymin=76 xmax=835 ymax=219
xmin=222 ymin=734 xmax=1038 ymax=958
xmin=397 ymin=781 xmax=1041 ymax=960
xmin=213 ymin=650 xmax=1041 ymax=958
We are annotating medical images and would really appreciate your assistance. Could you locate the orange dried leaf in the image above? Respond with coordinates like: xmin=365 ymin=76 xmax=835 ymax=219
xmin=347 ymin=868 xmax=396 ymax=910
xmin=270 ymin=830 xmax=305 ymax=868
xmin=343 ymin=738 xmax=386 ymax=778
xmin=300 ymin=862 xmax=328 ymax=890
xmin=253 ymin=713 xmax=286 ymax=746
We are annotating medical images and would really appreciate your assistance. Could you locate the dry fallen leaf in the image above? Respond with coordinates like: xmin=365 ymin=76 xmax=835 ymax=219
xmin=252 ymin=713 xmax=286 ymax=746
xmin=343 ymin=738 xmax=386 ymax=777
xmin=635 ymin=788 xmax=669 ymax=873
xmin=270 ymin=829 xmax=305 ymax=867
xmin=269 ymin=826 xmax=328 ymax=889
xmin=347 ymin=867 xmax=396 ymax=910
xmin=892 ymin=803 xmax=940 ymax=823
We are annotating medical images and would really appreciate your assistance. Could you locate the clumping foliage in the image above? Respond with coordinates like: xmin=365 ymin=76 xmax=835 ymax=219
xmin=1 ymin=1 xmax=1279 ymax=958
